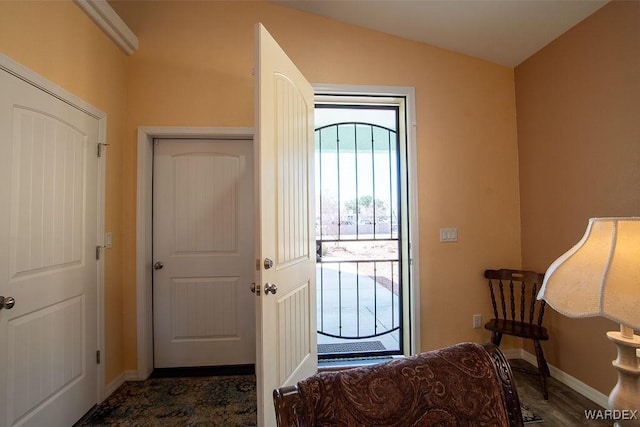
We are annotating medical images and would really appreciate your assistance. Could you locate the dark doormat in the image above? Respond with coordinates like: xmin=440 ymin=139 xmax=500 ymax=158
xmin=318 ymin=340 xmax=386 ymax=353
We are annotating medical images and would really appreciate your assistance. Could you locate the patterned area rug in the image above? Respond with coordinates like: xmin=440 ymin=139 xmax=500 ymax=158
xmin=78 ymin=374 xmax=541 ymax=426
xmin=522 ymin=403 xmax=544 ymax=424
xmin=78 ymin=375 xmax=256 ymax=426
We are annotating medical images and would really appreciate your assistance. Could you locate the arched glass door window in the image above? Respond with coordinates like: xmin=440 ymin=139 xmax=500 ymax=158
xmin=315 ymin=105 xmax=403 ymax=358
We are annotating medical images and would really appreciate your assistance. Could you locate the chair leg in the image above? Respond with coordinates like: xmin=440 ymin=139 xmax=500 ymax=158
xmin=533 ymin=340 xmax=549 ymax=400
xmin=491 ymin=332 xmax=503 ymax=346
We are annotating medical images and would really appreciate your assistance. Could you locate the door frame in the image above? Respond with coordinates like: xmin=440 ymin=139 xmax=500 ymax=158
xmin=135 ymin=87 xmax=420 ymax=378
xmin=135 ymin=127 xmax=254 ymax=379
xmin=313 ymin=83 xmax=421 ymax=355
xmin=0 ymin=53 xmax=107 ymax=401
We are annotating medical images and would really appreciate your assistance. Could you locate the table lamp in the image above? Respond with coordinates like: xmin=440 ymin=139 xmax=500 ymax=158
xmin=537 ymin=217 xmax=640 ymax=426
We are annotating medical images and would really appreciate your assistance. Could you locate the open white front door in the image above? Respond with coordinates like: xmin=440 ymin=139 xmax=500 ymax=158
xmin=255 ymin=23 xmax=317 ymax=427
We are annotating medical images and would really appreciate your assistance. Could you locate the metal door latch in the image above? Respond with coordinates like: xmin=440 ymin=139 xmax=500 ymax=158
xmin=250 ymin=282 xmax=261 ymax=295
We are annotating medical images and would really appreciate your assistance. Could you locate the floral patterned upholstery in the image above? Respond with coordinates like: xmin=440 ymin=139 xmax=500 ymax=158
xmin=273 ymin=342 xmax=523 ymax=427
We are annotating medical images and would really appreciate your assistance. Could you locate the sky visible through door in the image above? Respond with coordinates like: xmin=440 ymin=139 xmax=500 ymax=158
xmin=315 ymin=105 xmax=403 ymax=359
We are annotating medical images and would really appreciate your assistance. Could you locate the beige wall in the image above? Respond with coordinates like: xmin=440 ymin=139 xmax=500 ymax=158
xmin=111 ymin=0 xmax=522 ymax=371
xmin=515 ymin=0 xmax=640 ymax=395
xmin=2 ymin=0 xmax=636 ymax=404
xmin=0 ymin=0 xmax=523 ymax=385
xmin=0 ymin=1 xmax=129 ymax=383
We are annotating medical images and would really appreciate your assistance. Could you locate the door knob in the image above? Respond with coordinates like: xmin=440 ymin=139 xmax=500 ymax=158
xmin=154 ymin=262 xmax=164 ymax=270
xmin=264 ymin=283 xmax=278 ymax=295
xmin=0 ymin=296 xmax=15 ymax=310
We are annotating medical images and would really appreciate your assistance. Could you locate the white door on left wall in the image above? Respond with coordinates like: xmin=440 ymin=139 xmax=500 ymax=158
xmin=153 ymin=138 xmax=255 ymax=368
xmin=0 ymin=69 xmax=99 ymax=426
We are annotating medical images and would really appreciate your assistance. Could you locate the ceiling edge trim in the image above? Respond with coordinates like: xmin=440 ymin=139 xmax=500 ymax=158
xmin=74 ymin=0 xmax=138 ymax=55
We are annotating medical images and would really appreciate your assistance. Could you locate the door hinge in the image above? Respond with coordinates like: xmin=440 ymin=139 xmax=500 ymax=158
xmin=96 ymin=245 xmax=103 ymax=260
xmin=97 ymin=143 xmax=110 ymax=158
xmin=96 ymin=350 xmax=101 ymax=364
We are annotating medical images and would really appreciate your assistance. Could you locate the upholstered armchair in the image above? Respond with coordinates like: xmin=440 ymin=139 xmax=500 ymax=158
xmin=273 ymin=342 xmax=523 ymax=426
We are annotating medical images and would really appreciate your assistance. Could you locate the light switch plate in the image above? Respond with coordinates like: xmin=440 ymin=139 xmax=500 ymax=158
xmin=440 ymin=228 xmax=458 ymax=242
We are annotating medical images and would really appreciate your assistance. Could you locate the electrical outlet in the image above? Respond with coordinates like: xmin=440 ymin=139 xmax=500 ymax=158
xmin=473 ymin=314 xmax=482 ymax=329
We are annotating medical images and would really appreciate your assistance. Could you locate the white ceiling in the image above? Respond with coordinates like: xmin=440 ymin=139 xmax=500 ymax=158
xmin=273 ymin=0 xmax=609 ymax=67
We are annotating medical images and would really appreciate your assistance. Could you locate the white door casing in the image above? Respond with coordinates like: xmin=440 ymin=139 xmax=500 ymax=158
xmin=255 ymin=24 xmax=317 ymax=427
xmin=153 ymin=138 xmax=255 ymax=368
xmin=0 ymin=58 xmax=105 ymax=426
xmin=313 ymin=87 xmax=421 ymax=356
xmin=136 ymin=127 xmax=254 ymax=380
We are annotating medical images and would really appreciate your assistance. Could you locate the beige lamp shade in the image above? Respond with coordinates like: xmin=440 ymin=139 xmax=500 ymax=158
xmin=538 ymin=217 xmax=640 ymax=331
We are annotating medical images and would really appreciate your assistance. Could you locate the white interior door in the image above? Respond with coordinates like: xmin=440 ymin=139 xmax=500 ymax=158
xmin=153 ymin=138 xmax=255 ymax=368
xmin=0 ymin=69 xmax=99 ymax=426
xmin=255 ymin=23 xmax=317 ymax=427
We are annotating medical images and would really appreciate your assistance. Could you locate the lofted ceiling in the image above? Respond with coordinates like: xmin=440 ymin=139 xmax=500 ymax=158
xmin=272 ymin=0 xmax=609 ymax=67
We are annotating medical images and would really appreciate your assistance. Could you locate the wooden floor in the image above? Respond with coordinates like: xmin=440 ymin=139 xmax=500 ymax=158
xmin=510 ymin=359 xmax=611 ymax=426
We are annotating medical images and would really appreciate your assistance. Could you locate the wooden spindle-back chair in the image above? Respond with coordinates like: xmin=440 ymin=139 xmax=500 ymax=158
xmin=484 ymin=269 xmax=550 ymax=399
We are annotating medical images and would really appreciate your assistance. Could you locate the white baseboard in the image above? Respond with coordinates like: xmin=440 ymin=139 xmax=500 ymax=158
xmin=103 ymin=350 xmax=609 ymax=410
xmin=103 ymin=370 xmax=143 ymax=401
xmin=104 ymin=373 xmax=125 ymax=400
xmin=505 ymin=348 xmax=608 ymax=408
xmin=500 ymin=348 xmax=524 ymax=360
xmin=124 ymin=369 xmax=142 ymax=381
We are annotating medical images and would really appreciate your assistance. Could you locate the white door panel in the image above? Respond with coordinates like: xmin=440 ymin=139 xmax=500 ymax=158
xmin=0 ymin=69 xmax=98 ymax=427
xmin=153 ymin=139 xmax=255 ymax=368
xmin=255 ymin=24 xmax=317 ymax=427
